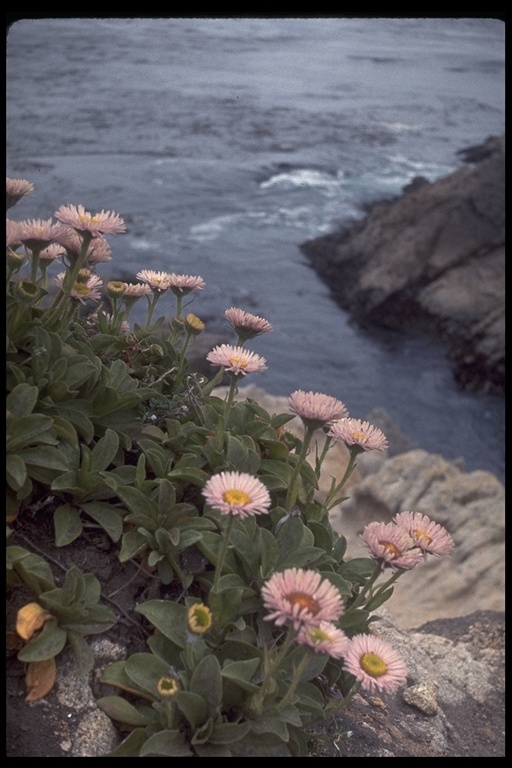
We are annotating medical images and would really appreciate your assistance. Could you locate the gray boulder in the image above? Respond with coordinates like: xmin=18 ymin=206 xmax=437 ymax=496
xmin=301 ymin=135 xmax=505 ymax=394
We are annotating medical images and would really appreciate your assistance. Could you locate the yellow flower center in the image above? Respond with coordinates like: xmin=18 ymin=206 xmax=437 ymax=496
xmin=157 ymin=676 xmax=180 ymax=696
xmin=223 ymin=489 xmax=251 ymax=506
xmin=307 ymin=627 xmax=331 ymax=644
xmin=187 ymin=604 xmax=212 ymax=634
xmin=228 ymin=356 xmax=248 ymax=368
xmin=286 ymin=591 xmax=320 ymax=616
xmin=72 ymin=282 xmax=91 ymax=296
xmin=351 ymin=430 xmax=368 ymax=443
xmin=360 ymin=651 xmax=388 ymax=678
xmin=380 ymin=540 xmax=401 ymax=559
xmin=413 ymin=528 xmax=432 ymax=545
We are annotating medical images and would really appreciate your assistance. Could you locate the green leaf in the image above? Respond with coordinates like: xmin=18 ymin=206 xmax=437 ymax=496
xmin=107 ymin=729 xmax=149 ymax=757
xmin=6 ymin=414 xmax=56 ymax=452
xmin=175 ymin=690 xmax=209 ymax=730
xmin=259 ymin=527 xmax=279 ymax=577
xmin=116 ymin=486 xmax=159 ymax=519
xmin=6 ymin=454 xmax=27 ymax=491
xmin=17 ymin=620 xmax=67 ymax=662
xmin=189 ymin=654 xmax=223 ymax=717
xmin=45 ymin=401 xmax=95 ymax=443
xmin=135 ymin=600 xmax=188 ymax=648
xmin=80 ymin=502 xmax=123 ymax=542
xmin=6 ymin=382 xmax=38 ymax=418
xmin=100 ymin=660 xmax=157 ymax=699
xmin=210 ymin=721 xmax=252 ymax=745
xmin=54 ymin=503 xmax=83 ymax=546
xmin=96 ymin=695 xmax=151 ymax=726
xmin=365 ymin=586 xmax=395 ymax=612
xmin=90 ymin=429 xmax=120 ymax=472
xmin=119 ymin=530 xmax=148 ymax=562
xmin=124 ymin=652 xmax=174 ymax=698
xmin=66 ymin=630 xmax=94 ymax=675
xmin=221 ymin=658 xmax=261 ymax=693
xmin=7 ymin=546 xmax=56 ymax=594
xmin=139 ymin=731 xmax=193 ymax=757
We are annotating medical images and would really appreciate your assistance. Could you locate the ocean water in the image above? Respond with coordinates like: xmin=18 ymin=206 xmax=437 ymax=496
xmin=6 ymin=17 xmax=505 ymax=480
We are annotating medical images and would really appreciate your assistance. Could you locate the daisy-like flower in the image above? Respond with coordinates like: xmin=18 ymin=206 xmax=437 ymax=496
xmin=262 ymin=567 xmax=344 ymax=631
xmin=54 ymin=204 xmax=126 ymax=237
xmin=39 ymin=243 xmax=65 ymax=261
xmin=394 ymin=511 xmax=455 ymax=557
xmin=328 ymin=417 xmax=388 ymax=453
xmin=187 ymin=603 xmax=213 ymax=634
xmin=342 ymin=633 xmax=408 ymax=694
xmin=224 ymin=306 xmax=273 ymax=342
xmin=122 ymin=282 xmax=153 ymax=298
xmin=6 ymin=177 xmax=34 ymax=210
xmin=206 ymin=343 xmax=267 ymax=377
xmin=87 ymin=236 xmax=112 ymax=264
xmin=55 ymin=271 xmax=103 ymax=304
xmin=136 ymin=269 xmax=173 ymax=292
xmin=55 ymin=228 xmax=112 ymax=264
xmin=297 ymin=621 xmax=350 ymax=659
xmin=106 ymin=280 xmax=127 ymax=298
xmin=6 ymin=219 xmax=22 ymax=249
xmin=361 ymin=521 xmax=424 ymax=571
xmin=202 ymin=471 xmax=271 ymax=518
xmin=288 ymin=389 xmax=348 ymax=430
xmin=167 ymin=273 xmax=206 ymax=296
xmin=184 ymin=313 xmax=205 ymax=335
xmin=17 ymin=218 xmax=66 ymax=250
xmin=156 ymin=676 xmax=180 ymax=697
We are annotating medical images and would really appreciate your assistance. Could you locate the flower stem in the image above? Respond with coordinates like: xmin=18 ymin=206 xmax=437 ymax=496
xmin=323 ymin=446 xmax=359 ymax=511
xmin=215 ymin=375 xmax=238 ymax=450
xmin=284 ymin=426 xmax=314 ymax=511
xmin=212 ymin=515 xmax=235 ymax=593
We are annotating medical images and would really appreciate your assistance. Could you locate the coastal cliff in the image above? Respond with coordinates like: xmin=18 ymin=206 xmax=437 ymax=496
xmin=300 ymin=135 xmax=505 ymax=395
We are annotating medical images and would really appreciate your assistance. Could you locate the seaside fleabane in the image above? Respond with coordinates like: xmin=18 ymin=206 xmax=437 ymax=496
xmin=54 ymin=203 xmax=126 ymax=237
xmin=394 ymin=510 xmax=455 ymax=557
xmin=288 ymin=389 xmax=348 ymax=430
xmin=206 ymin=343 xmax=267 ymax=377
xmin=342 ymin=633 xmax=408 ymax=694
xmin=202 ymin=471 xmax=271 ymax=518
xmin=361 ymin=521 xmax=423 ymax=570
xmin=262 ymin=567 xmax=344 ymax=630
xmin=328 ymin=417 xmax=388 ymax=453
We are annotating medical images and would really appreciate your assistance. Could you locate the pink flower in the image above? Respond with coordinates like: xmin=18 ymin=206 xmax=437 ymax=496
xmin=394 ymin=511 xmax=455 ymax=557
xmin=328 ymin=417 xmax=388 ymax=453
xmin=54 ymin=204 xmax=126 ymax=237
xmin=202 ymin=471 xmax=271 ymax=518
xmin=122 ymin=282 xmax=153 ymax=298
xmin=55 ymin=271 xmax=103 ymax=304
xmin=167 ymin=273 xmax=206 ymax=295
xmin=296 ymin=621 xmax=350 ymax=659
xmin=206 ymin=343 xmax=267 ymax=377
xmin=224 ymin=306 xmax=273 ymax=341
xmin=6 ymin=177 xmax=34 ymax=209
xmin=361 ymin=521 xmax=424 ymax=570
xmin=262 ymin=567 xmax=344 ymax=630
xmin=136 ymin=269 xmax=172 ymax=292
xmin=342 ymin=633 xmax=408 ymax=694
xmin=288 ymin=389 xmax=348 ymax=429
xmin=39 ymin=243 xmax=65 ymax=261
xmin=17 ymin=218 xmax=66 ymax=250
xmin=6 ymin=219 xmax=22 ymax=248
xmin=87 ymin=237 xmax=112 ymax=264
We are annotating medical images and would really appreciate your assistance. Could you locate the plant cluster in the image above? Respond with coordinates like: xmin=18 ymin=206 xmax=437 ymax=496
xmin=6 ymin=177 xmax=455 ymax=756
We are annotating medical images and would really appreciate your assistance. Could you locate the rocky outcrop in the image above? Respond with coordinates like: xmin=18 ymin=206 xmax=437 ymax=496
xmin=7 ymin=613 xmax=504 ymax=757
xmin=325 ymin=610 xmax=505 ymax=758
xmin=300 ymin=134 xmax=505 ymax=394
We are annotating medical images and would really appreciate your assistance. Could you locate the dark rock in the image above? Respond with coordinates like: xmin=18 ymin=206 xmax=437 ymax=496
xmin=318 ymin=610 xmax=505 ymax=757
xmin=301 ymin=135 xmax=505 ymax=395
